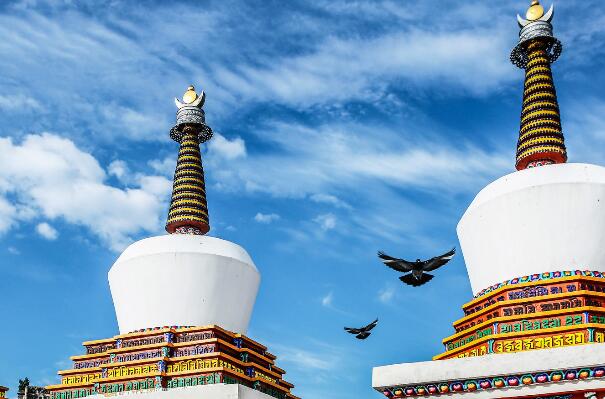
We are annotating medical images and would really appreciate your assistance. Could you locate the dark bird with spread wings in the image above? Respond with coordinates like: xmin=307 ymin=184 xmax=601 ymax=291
xmin=344 ymin=318 xmax=378 ymax=340
xmin=377 ymin=248 xmax=456 ymax=287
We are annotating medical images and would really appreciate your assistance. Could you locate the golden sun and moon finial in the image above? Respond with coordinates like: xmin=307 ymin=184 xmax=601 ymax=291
xmin=174 ymin=85 xmax=205 ymax=109
xmin=518 ymin=0 xmax=554 ymax=26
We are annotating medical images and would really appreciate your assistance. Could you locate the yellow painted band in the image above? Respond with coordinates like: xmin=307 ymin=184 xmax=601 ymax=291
xmin=434 ymin=323 xmax=603 ymax=360
xmin=518 ymin=136 xmax=565 ymax=152
xmin=174 ymin=176 xmax=205 ymax=186
xmin=524 ymin=74 xmax=552 ymax=87
xmin=168 ymin=206 xmax=208 ymax=215
xmin=519 ymin=127 xmax=562 ymax=142
xmin=520 ymin=119 xmax=561 ymax=135
xmin=522 ymin=101 xmax=558 ymax=114
xmin=170 ymin=199 xmax=207 ymax=208
xmin=521 ymin=109 xmax=560 ymax=124
xmin=526 ymin=57 xmax=550 ymax=69
xmin=523 ymin=83 xmax=554 ymax=96
xmin=442 ymin=306 xmax=603 ymax=343
xmin=171 ymin=192 xmax=206 ymax=201
xmin=172 ymin=184 xmax=206 ymax=192
xmin=518 ymin=145 xmax=566 ymax=160
xmin=178 ymin=155 xmax=201 ymax=162
xmin=523 ymin=91 xmax=556 ymax=105
xmin=525 ymin=66 xmax=551 ymax=76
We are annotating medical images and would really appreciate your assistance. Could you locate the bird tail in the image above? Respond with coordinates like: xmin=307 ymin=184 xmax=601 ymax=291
xmin=399 ymin=273 xmax=434 ymax=287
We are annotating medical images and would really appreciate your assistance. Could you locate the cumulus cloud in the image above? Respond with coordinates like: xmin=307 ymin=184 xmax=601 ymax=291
xmin=254 ymin=212 xmax=280 ymax=224
xmin=36 ymin=222 xmax=59 ymax=240
xmin=0 ymin=133 xmax=171 ymax=251
xmin=313 ymin=213 xmax=336 ymax=231
xmin=208 ymin=133 xmax=246 ymax=160
xmin=108 ymin=160 xmax=129 ymax=181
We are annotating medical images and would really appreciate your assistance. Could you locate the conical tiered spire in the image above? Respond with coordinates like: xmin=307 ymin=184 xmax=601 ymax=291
xmin=166 ymin=85 xmax=213 ymax=235
xmin=511 ymin=1 xmax=566 ymax=170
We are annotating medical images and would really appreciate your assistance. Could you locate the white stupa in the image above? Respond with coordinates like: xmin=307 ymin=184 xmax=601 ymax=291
xmin=45 ymin=86 xmax=298 ymax=399
xmin=373 ymin=2 xmax=605 ymax=398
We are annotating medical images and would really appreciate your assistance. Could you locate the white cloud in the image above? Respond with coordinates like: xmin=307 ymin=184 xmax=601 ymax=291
xmin=108 ymin=160 xmax=129 ymax=181
xmin=0 ymin=196 xmax=16 ymax=234
xmin=321 ymin=291 xmax=333 ymax=307
xmin=377 ymin=285 xmax=396 ymax=304
xmin=207 ymin=122 xmax=509 ymax=199
xmin=7 ymin=246 xmax=20 ymax=255
xmin=215 ymin=29 xmax=514 ymax=107
xmin=313 ymin=213 xmax=336 ymax=231
xmin=274 ymin=346 xmax=336 ymax=371
xmin=254 ymin=212 xmax=280 ymax=224
xmin=208 ymin=133 xmax=246 ymax=160
xmin=36 ymin=222 xmax=58 ymax=240
xmin=0 ymin=94 xmax=42 ymax=111
xmin=309 ymin=193 xmax=351 ymax=210
xmin=0 ymin=133 xmax=171 ymax=251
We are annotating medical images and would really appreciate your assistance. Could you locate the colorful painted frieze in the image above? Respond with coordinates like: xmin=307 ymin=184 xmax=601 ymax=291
xmin=472 ymin=271 xmax=605 ymax=298
xmin=493 ymin=330 xmax=587 ymax=354
xmin=381 ymin=365 xmax=605 ymax=398
xmin=455 ymin=291 xmax=603 ymax=332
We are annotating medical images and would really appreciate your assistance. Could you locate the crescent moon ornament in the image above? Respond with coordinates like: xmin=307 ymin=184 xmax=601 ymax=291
xmin=517 ymin=13 xmax=530 ymax=27
xmin=191 ymin=91 xmax=205 ymax=108
xmin=540 ymin=4 xmax=554 ymax=23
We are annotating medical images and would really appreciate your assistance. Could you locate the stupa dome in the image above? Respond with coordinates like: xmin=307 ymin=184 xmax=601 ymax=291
xmin=458 ymin=163 xmax=605 ymax=295
xmin=108 ymin=234 xmax=260 ymax=334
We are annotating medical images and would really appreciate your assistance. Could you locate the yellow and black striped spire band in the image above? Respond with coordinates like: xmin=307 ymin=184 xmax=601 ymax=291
xmin=511 ymin=1 xmax=566 ymax=170
xmin=166 ymin=85 xmax=213 ymax=235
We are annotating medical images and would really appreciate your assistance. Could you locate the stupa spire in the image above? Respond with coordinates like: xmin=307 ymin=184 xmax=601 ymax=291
xmin=510 ymin=1 xmax=566 ymax=170
xmin=165 ymin=85 xmax=213 ymax=235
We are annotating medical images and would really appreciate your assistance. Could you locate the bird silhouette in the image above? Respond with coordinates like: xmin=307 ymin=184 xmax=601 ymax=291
xmin=377 ymin=248 xmax=455 ymax=287
xmin=344 ymin=318 xmax=378 ymax=340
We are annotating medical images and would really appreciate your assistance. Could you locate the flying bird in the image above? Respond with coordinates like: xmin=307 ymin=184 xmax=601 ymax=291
xmin=377 ymin=248 xmax=456 ymax=287
xmin=344 ymin=318 xmax=378 ymax=340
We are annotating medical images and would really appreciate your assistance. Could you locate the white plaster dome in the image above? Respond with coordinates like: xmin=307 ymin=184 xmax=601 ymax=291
xmin=108 ymin=234 xmax=260 ymax=334
xmin=457 ymin=163 xmax=605 ymax=295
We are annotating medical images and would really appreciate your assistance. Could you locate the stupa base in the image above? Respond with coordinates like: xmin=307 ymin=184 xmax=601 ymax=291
xmin=373 ymin=343 xmax=605 ymax=398
xmin=45 ymin=325 xmax=298 ymax=399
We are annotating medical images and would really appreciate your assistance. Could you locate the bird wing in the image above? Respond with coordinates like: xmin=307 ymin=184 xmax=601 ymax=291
xmin=344 ymin=327 xmax=361 ymax=334
xmin=363 ymin=318 xmax=379 ymax=332
xmin=422 ymin=248 xmax=456 ymax=271
xmin=377 ymin=251 xmax=414 ymax=272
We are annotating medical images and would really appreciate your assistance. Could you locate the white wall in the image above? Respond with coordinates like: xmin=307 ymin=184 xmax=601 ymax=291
xmin=108 ymin=235 xmax=260 ymax=334
xmin=458 ymin=163 xmax=605 ymax=295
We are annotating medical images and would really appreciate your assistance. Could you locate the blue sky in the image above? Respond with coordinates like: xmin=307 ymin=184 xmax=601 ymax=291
xmin=1 ymin=0 xmax=605 ymax=398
